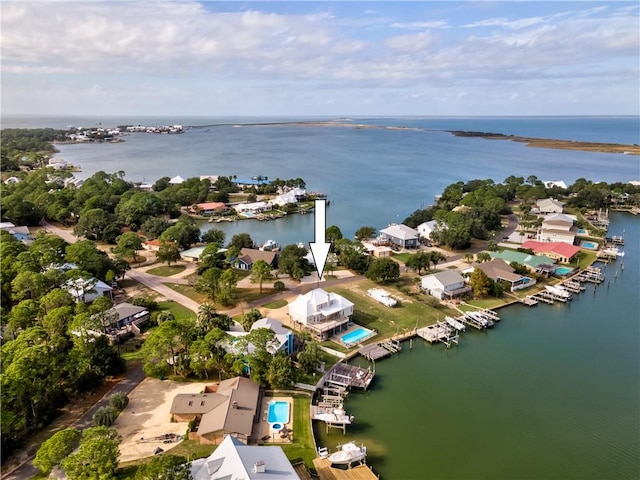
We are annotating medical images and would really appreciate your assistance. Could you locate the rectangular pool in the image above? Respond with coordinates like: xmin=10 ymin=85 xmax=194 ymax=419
xmin=581 ymin=241 xmax=598 ymax=249
xmin=555 ymin=266 xmax=574 ymax=276
xmin=267 ymin=400 xmax=290 ymax=424
xmin=341 ymin=327 xmax=373 ymax=345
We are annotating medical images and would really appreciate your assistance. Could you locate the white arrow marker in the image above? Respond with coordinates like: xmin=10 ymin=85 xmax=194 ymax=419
xmin=309 ymin=199 xmax=331 ymax=280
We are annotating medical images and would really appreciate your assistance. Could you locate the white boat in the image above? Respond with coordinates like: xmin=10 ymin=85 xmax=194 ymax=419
xmin=313 ymin=407 xmax=353 ymax=425
xmin=328 ymin=441 xmax=367 ymax=466
xmin=258 ymin=239 xmax=279 ymax=251
xmin=602 ymin=247 xmax=625 ymax=258
xmin=545 ymin=285 xmax=572 ymax=298
xmin=445 ymin=316 xmax=466 ymax=331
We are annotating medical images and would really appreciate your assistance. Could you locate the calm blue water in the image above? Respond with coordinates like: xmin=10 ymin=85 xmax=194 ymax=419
xmin=267 ymin=400 xmax=290 ymax=424
xmin=2 ymin=115 xmax=638 ymax=245
xmin=316 ymin=212 xmax=639 ymax=480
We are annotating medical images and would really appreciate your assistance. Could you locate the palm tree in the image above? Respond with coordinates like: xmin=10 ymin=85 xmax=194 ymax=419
xmin=197 ymin=302 xmax=217 ymax=330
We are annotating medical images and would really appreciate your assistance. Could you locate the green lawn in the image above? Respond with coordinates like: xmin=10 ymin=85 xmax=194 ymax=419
xmin=328 ymin=279 xmax=458 ymax=340
xmin=164 ymin=282 xmax=278 ymax=309
xmin=263 ymin=299 xmax=288 ymax=309
xmin=157 ymin=300 xmax=197 ymax=322
xmin=145 ymin=265 xmax=186 ymax=277
xmin=279 ymin=396 xmax=317 ymax=470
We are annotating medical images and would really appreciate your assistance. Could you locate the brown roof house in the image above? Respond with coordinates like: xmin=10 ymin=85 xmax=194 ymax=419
xmin=233 ymin=248 xmax=278 ymax=271
xmin=170 ymin=377 xmax=260 ymax=445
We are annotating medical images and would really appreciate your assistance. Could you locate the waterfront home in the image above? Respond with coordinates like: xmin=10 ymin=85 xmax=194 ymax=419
xmin=522 ymin=240 xmax=581 ymax=264
xmin=192 ymin=201 xmax=228 ymax=215
xmin=537 ymin=213 xmax=578 ymax=244
xmin=417 ymin=220 xmax=437 ymax=240
xmin=489 ymin=250 xmax=555 ymax=272
xmin=190 ymin=434 xmax=300 ymax=480
xmin=225 ymin=317 xmax=294 ymax=356
xmin=466 ymin=259 xmax=536 ymax=292
xmin=421 ymin=271 xmax=471 ymax=300
xmin=272 ymin=188 xmax=306 ymax=207
xmin=379 ymin=224 xmax=420 ymax=249
xmin=288 ymin=288 xmax=354 ymax=341
xmin=234 ymin=201 xmax=272 ymax=216
xmin=64 ymin=176 xmax=85 ymax=188
xmin=535 ymin=197 xmax=565 ymax=214
xmin=170 ymin=376 xmax=260 ymax=445
xmin=233 ymin=248 xmax=278 ymax=270
xmin=47 ymin=157 xmax=68 ymax=170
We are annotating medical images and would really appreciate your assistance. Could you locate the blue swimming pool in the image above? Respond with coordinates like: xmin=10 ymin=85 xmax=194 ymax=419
xmin=341 ymin=327 xmax=373 ymax=345
xmin=555 ymin=266 xmax=574 ymax=276
xmin=267 ymin=400 xmax=290 ymax=424
xmin=577 ymin=228 xmax=587 ymax=235
xmin=581 ymin=241 xmax=598 ymax=249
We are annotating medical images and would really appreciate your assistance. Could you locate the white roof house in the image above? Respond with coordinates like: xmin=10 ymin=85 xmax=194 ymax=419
xmin=416 ymin=220 xmax=437 ymax=240
xmin=542 ymin=180 xmax=568 ymax=190
xmin=191 ymin=434 xmax=300 ymax=480
xmin=272 ymin=188 xmax=306 ymax=207
xmin=4 ymin=176 xmax=21 ymax=184
xmin=225 ymin=317 xmax=294 ymax=355
xmin=535 ymin=198 xmax=565 ymax=214
xmin=538 ymin=213 xmax=577 ymax=245
xmin=48 ymin=157 xmax=68 ymax=169
xmin=421 ymin=271 xmax=471 ymax=300
xmin=169 ymin=175 xmax=186 ymax=184
xmin=288 ymin=288 xmax=354 ymax=340
xmin=379 ymin=224 xmax=420 ymax=249
xmin=234 ymin=201 xmax=272 ymax=214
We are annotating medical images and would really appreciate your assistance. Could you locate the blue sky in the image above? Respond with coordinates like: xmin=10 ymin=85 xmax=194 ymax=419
xmin=2 ymin=1 xmax=638 ymax=116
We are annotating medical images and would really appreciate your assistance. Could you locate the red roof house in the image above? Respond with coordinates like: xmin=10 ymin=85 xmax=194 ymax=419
xmin=522 ymin=240 xmax=580 ymax=263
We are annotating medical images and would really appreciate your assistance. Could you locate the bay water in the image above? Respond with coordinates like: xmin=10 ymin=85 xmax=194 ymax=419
xmin=318 ymin=212 xmax=639 ymax=479
xmin=3 ymin=115 xmax=639 ymax=478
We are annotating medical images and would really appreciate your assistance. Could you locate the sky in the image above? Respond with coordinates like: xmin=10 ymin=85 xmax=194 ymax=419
xmin=1 ymin=1 xmax=639 ymax=116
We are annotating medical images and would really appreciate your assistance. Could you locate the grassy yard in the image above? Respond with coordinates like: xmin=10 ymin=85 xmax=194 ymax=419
xmin=328 ymin=279 xmax=458 ymax=340
xmin=145 ymin=265 xmax=186 ymax=277
xmin=279 ymin=396 xmax=317 ymax=470
xmin=263 ymin=299 xmax=288 ymax=309
xmin=158 ymin=300 xmax=197 ymax=321
xmin=164 ymin=282 xmax=278 ymax=309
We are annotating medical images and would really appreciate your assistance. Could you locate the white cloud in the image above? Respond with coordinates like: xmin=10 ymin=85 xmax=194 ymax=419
xmin=390 ymin=20 xmax=449 ymax=29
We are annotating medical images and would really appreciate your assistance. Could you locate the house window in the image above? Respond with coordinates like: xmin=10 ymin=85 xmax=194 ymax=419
xmin=201 ymin=401 xmax=205 ymax=406
xmin=188 ymin=401 xmax=193 ymax=406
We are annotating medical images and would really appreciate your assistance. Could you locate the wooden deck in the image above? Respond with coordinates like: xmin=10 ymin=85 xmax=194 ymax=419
xmin=313 ymin=458 xmax=379 ymax=480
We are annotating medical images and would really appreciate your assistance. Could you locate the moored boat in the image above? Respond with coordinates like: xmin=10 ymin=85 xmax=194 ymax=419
xmin=328 ymin=441 xmax=367 ymax=466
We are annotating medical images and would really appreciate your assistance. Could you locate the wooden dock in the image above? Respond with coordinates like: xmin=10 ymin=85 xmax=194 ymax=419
xmin=520 ymin=295 xmax=539 ymax=306
xmin=313 ymin=458 xmax=379 ymax=480
xmin=358 ymin=339 xmax=402 ymax=361
xmin=326 ymin=363 xmax=374 ymax=390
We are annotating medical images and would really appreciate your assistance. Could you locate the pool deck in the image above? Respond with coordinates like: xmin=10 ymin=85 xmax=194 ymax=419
xmin=252 ymin=396 xmax=294 ymax=444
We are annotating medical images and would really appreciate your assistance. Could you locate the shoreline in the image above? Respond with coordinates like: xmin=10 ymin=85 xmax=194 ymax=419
xmin=448 ymin=130 xmax=640 ymax=155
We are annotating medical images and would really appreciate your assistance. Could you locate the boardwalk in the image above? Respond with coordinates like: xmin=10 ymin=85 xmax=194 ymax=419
xmin=313 ymin=458 xmax=379 ymax=480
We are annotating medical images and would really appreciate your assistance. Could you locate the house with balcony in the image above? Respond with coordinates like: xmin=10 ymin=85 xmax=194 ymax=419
xmin=467 ymin=259 xmax=536 ymax=292
xmin=288 ymin=288 xmax=354 ymax=340
xmin=535 ymin=197 xmax=565 ymax=214
xmin=421 ymin=270 xmax=471 ymax=300
xmin=233 ymin=248 xmax=278 ymax=270
xmin=379 ymin=224 xmax=420 ymax=249
xmin=225 ymin=317 xmax=294 ymax=356
xmin=537 ymin=213 xmax=578 ymax=245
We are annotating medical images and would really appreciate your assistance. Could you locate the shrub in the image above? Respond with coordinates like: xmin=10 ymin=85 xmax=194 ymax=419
xmin=109 ymin=392 xmax=129 ymax=412
xmin=93 ymin=406 xmax=118 ymax=427
xmin=132 ymin=296 xmax=158 ymax=310
xmin=273 ymin=280 xmax=285 ymax=292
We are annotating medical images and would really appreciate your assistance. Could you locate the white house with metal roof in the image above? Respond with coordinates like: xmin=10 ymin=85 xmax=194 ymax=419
xmin=421 ymin=270 xmax=471 ymax=300
xmin=379 ymin=224 xmax=420 ymax=249
xmin=191 ymin=434 xmax=300 ymax=479
xmin=288 ymin=288 xmax=354 ymax=340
